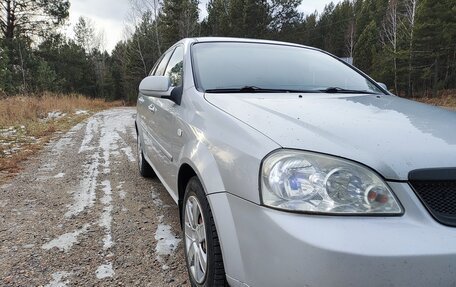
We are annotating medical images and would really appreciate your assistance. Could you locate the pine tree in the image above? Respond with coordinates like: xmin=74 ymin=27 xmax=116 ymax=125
xmin=354 ymin=20 xmax=379 ymax=75
xmin=74 ymin=17 xmax=96 ymax=54
xmin=205 ymin=0 xmax=232 ymax=36
xmin=269 ymin=0 xmax=302 ymax=42
xmin=414 ymin=0 xmax=456 ymax=96
xmin=160 ymin=0 xmax=199 ymax=47
xmin=0 ymin=41 xmax=12 ymax=93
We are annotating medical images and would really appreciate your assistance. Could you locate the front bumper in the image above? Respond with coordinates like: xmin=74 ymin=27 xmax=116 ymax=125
xmin=208 ymin=182 xmax=456 ymax=287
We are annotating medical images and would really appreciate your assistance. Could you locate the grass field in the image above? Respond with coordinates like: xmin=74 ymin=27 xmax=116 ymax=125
xmin=0 ymin=93 xmax=122 ymax=181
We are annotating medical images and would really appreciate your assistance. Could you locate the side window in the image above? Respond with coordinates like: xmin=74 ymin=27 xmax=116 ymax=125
xmin=152 ymin=49 xmax=174 ymax=76
xmin=164 ymin=46 xmax=184 ymax=87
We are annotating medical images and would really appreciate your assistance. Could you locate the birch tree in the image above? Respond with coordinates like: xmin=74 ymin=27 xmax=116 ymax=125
xmin=381 ymin=0 xmax=399 ymax=93
xmin=402 ymin=0 xmax=418 ymax=96
xmin=129 ymin=0 xmax=162 ymax=55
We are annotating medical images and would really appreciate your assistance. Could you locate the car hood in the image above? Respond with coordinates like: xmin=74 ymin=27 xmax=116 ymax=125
xmin=205 ymin=93 xmax=456 ymax=180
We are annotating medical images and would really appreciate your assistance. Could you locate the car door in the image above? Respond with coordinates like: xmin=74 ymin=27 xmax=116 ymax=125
xmin=148 ymin=45 xmax=185 ymax=196
xmin=139 ymin=48 xmax=174 ymax=169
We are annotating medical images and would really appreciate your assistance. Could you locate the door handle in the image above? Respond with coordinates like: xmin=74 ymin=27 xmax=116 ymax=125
xmin=138 ymin=97 xmax=145 ymax=103
xmin=148 ymin=104 xmax=157 ymax=113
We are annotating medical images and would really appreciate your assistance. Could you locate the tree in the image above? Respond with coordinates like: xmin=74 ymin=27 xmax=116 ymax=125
xmin=160 ymin=0 xmax=199 ymax=47
xmin=0 ymin=41 xmax=12 ymax=92
xmin=269 ymin=0 xmax=302 ymax=31
xmin=129 ymin=0 xmax=162 ymax=55
xmin=205 ymin=0 xmax=231 ymax=36
xmin=381 ymin=0 xmax=399 ymax=93
xmin=402 ymin=0 xmax=418 ymax=96
xmin=74 ymin=17 xmax=96 ymax=53
xmin=0 ymin=0 xmax=70 ymax=39
xmin=242 ymin=0 xmax=270 ymax=38
xmin=204 ymin=0 xmax=270 ymax=39
xmin=354 ymin=20 xmax=379 ymax=75
xmin=414 ymin=0 xmax=456 ymax=96
xmin=37 ymin=34 xmax=97 ymax=96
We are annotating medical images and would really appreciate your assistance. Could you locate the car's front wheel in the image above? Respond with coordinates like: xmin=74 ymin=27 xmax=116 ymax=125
xmin=183 ymin=177 xmax=228 ymax=287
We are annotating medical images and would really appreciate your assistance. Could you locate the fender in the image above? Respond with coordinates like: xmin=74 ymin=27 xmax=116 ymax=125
xmin=178 ymin=138 xmax=225 ymax=195
xmin=178 ymin=140 xmax=248 ymax=284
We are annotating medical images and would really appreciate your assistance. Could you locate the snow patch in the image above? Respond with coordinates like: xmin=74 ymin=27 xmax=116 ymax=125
xmin=79 ymin=117 xmax=99 ymax=153
xmin=116 ymin=182 xmax=127 ymax=199
xmin=42 ymin=224 xmax=89 ymax=252
xmin=150 ymin=188 xmax=163 ymax=207
xmin=120 ymin=146 xmax=135 ymax=162
xmin=41 ymin=111 xmax=66 ymax=122
xmin=45 ymin=271 xmax=72 ymax=287
xmin=65 ymin=154 xmax=99 ymax=218
xmin=99 ymin=180 xmax=113 ymax=250
xmin=95 ymin=263 xmax=114 ymax=279
xmin=75 ymin=110 xmax=89 ymax=115
xmin=69 ymin=121 xmax=85 ymax=132
xmin=54 ymin=173 xmax=65 ymax=178
xmin=154 ymin=224 xmax=180 ymax=260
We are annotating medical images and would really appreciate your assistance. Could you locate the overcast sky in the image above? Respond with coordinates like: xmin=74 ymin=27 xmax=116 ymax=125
xmin=65 ymin=0 xmax=340 ymax=52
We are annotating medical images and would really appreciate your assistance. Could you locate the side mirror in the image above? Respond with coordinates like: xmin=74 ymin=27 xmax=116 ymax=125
xmin=377 ymin=82 xmax=388 ymax=90
xmin=139 ymin=76 xmax=171 ymax=98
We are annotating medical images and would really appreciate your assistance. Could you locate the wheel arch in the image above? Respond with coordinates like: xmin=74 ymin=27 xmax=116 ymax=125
xmin=177 ymin=140 xmax=226 ymax=224
xmin=177 ymin=163 xmax=197 ymax=224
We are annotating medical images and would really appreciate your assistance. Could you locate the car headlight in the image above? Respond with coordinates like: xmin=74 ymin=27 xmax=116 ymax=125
xmin=261 ymin=150 xmax=402 ymax=214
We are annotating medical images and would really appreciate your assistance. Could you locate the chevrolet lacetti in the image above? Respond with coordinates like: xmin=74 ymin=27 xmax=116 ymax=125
xmin=135 ymin=38 xmax=456 ymax=287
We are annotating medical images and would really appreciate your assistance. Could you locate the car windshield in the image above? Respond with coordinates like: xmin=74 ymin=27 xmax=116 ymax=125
xmin=192 ymin=42 xmax=383 ymax=94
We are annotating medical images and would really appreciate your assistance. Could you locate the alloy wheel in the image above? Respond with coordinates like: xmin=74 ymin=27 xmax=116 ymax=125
xmin=184 ymin=195 xmax=208 ymax=284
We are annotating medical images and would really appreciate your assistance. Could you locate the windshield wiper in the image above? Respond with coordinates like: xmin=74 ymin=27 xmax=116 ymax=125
xmin=320 ymin=87 xmax=379 ymax=94
xmin=205 ymin=86 xmax=316 ymax=93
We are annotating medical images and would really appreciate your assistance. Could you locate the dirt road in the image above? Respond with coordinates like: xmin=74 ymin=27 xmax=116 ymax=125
xmin=0 ymin=108 xmax=189 ymax=286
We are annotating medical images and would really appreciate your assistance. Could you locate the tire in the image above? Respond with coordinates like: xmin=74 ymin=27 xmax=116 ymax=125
xmin=182 ymin=177 xmax=228 ymax=287
xmin=137 ymin=133 xmax=155 ymax=178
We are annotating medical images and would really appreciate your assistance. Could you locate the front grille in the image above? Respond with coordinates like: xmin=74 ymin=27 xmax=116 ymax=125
xmin=410 ymin=180 xmax=456 ymax=227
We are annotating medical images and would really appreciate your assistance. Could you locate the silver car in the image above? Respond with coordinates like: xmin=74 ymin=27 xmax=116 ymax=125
xmin=135 ymin=37 xmax=456 ymax=287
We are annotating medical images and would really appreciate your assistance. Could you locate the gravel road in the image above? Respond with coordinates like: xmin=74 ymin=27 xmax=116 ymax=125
xmin=0 ymin=108 xmax=189 ymax=286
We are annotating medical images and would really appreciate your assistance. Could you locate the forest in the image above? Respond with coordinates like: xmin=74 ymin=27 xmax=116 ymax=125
xmin=0 ymin=0 xmax=455 ymax=102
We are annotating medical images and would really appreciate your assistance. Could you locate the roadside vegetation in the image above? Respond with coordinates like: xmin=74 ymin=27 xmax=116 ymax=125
xmin=0 ymin=93 xmax=121 ymax=181
xmin=415 ymin=91 xmax=456 ymax=109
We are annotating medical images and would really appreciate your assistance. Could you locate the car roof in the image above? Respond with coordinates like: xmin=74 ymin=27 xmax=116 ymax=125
xmin=187 ymin=37 xmax=315 ymax=50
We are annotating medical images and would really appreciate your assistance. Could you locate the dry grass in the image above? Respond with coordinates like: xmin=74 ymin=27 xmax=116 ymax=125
xmin=0 ymin=93 xmax=120 ymax=127
xmin=0 ymin=93 xmax=122 ymax=181
xmin=412 ymin=90 xmax=456 ymax=109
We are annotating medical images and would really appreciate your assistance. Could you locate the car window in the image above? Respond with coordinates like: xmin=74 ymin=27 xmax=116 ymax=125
xmin=192 ymin=42 xmax=382 ymax=94
xmin=152 ymin=49 xmax=174 ymax=76
xmin=163 ymin=46 xmax=184 ymax=87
